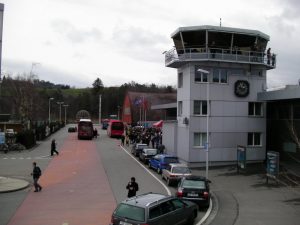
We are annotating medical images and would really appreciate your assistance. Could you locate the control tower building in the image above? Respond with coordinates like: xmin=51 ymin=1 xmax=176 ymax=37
xmin=164 ymin=25 xmax=276 ymax=166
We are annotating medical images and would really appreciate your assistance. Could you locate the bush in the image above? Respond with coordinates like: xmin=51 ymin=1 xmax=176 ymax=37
xmin=16 ymin=130 xmax=36 ymax=149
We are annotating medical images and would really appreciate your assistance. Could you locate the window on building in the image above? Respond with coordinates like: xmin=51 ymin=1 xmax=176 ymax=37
xmin=247 ymin=132 xmax=262 ymax=146
xmin=193 ymin=100 xmax=208 ymax=115
xmin=195 ymin=67 xmax=208 ymax=83
xmin=178 ymin=101 xmax=182 ymax=116
xmin=212 ymin=69 xmax=227 ymax=83
xmin=194 ymin=132 xmax=207 ymax=147
xmin=178 ymin=72 xmax=183 ymax=88
xmin=251 ymin=69 xmax=263 ymax=76
xmin=248 ymin=102 xmax=263 ymax=116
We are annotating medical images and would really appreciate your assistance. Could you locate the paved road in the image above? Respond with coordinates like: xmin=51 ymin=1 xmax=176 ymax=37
xmin=0 ymin=126 xmax=206 ymax=225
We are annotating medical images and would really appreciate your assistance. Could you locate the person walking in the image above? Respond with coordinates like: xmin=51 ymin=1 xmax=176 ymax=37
xmin=31 ymin=162 xmax=42 ymax=192
xmin=126 ymin=177 xmax=139 ymax=198
xmin=51 ymin=139 xmax=59 ymax=156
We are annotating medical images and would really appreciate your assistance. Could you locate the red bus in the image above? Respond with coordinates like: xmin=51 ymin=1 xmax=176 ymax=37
xmin=78 ymin=119 xmax=93 ymax=140
xmin=107 ymin=120 xmax=124 ymax=137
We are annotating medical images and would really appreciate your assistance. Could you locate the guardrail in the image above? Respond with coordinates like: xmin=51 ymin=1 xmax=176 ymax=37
xmin=165 ymin=47 xmax=276 ymax=68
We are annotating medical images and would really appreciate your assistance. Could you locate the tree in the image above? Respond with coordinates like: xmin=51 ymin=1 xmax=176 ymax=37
xmin=92 ymin=78 xmax=104 ymax=95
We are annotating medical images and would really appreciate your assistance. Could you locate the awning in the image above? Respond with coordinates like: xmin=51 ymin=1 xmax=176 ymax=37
xmin=153 ymin=120 xmax=163 ymax=128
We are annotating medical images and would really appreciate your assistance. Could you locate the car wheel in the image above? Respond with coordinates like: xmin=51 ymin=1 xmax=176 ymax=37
xmin=157 ymin=167 xmax=161 ymax=174
xmin=167 ymin=178 xmax=171 ymax=186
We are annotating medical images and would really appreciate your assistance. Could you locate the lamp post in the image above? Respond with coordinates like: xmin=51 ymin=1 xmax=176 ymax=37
xmin=30 ymin=62 xmax=40 ymax=76
xmin=63 ymin=104 xmax=69 ymax=125
xmin=117 ymin=105 xmax=121 ymax=120
xmin=57 ymin=101 xmax=64 ymax=123
xmin=198 ymin=68 xmax=210 ymax=179
xmin=48 ymin=97 xmax=54 ymax=123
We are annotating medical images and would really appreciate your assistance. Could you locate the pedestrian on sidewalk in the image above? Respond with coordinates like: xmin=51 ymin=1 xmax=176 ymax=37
xmin=126 ymin=177 xmax=139 ymax=198
xmin=31 ymin=162 xmax=42 ymax=192
xmin=51 ymin=139 xmax=59 ymax=156
xmin=120 ymin=135 xmax=125 ymax=146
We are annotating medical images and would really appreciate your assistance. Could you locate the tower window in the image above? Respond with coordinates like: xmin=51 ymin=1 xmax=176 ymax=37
xmin=193 ymin=100 xmax=208 ymax=115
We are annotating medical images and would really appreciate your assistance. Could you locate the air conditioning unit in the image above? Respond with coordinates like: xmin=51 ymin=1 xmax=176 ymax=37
xmin=183 ymin=117 xmax=189 ymax=125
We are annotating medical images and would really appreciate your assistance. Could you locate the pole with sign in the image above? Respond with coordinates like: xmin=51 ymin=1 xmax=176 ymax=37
xmin=266 ymin=151 xmax=280 ymax=184
xmin=237 ymin=145 xmax=247 ymax=173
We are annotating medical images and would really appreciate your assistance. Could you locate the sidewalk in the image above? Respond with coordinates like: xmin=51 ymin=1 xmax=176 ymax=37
xmin=193 ymin=164 xmax=300 ymax=225
xmin=6 ymin=134 xmax=116 ymax=225
xmin=0 ymin=176 xmax=29 ymax=193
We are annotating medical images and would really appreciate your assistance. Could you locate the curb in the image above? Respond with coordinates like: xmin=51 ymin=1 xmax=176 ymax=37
xmin=0 ymin=177 xmax=30 ymax=193
xmin=198 ymin=192 xmax=219 ymax=225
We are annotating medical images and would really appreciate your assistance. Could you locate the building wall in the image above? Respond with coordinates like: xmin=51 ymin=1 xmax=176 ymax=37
xmin=0 ymin=4 xmax=4 ymax=78
xmin=177 ymin=61 xmax=267 ymax=164
xmin=162 ymin=121 xmax=177 ymax=155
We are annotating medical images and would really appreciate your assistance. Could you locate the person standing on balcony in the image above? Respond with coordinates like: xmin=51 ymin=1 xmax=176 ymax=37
xmin=272 ymin=53 xmax=276 ymax=66
xmin=267 ymin=48 xmax=271 ymax=64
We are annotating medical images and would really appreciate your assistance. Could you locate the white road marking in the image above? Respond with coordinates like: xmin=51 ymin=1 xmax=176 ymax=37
xmin=120 ymin=145 xmax=171 ymax=196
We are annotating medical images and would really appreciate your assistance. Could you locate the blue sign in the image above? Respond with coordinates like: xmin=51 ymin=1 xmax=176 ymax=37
xmin=267 ymin=151 xmax=280 ymax=179
xmin=0 ymin=132 xmax=5 ymax=144
xmin=237 ymin=145 xmax=246 ymax=170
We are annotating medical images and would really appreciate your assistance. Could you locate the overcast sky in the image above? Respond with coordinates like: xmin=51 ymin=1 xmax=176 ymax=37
xmin=1 ymin=0 xmax=300 ymax=88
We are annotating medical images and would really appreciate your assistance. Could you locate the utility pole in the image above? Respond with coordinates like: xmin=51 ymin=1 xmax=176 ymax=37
xmin=99 ymin=94 xmax=102 ymax=125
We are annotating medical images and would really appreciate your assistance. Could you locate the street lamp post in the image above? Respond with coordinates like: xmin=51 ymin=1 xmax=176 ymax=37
xmin=198 ymin=68 xmax=210 ymax=179
xmin=63 ymin=104 xmax=69 ymax=125
xmin=30 ymin=62 xmax=40 ymax=76
xmin=57 ymin=101 xmax=64 ymax=123
xmin=117 ymin=105 xmax=121 ymax=120
xmin=48 ymin=98 xmax=54 ymax=123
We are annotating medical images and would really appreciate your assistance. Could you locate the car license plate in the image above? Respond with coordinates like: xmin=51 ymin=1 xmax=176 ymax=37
xmin=120 ymin=221 xmax=132 ymax=225
xmin=187 ymin=193 xmax=198 ymax=197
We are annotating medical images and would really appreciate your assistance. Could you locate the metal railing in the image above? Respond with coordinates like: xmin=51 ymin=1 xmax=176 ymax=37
xmin=165 ymin=47 xmax=276 ymax=68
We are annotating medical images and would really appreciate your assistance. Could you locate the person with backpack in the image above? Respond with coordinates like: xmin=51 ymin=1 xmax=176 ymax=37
xmin=31 ymin=162 xmax=42 ymax=192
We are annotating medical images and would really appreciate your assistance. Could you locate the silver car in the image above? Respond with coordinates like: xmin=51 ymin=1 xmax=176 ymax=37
xmin=162 ymin=163 xmax=192 ymax=186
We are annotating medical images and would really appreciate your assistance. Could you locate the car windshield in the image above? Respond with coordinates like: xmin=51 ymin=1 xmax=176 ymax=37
xmin=146 ymin=149 xmax=157 ymax=155
xmin=182 ymin=180 xmax=206 ymax=189
xmin=137 ymin=145 xmax=148 ymax=149
xmin=164 ymin=157 xmax=179 ymax=164
xmin=114 ymin=203 xmax=145 ymax=222
xmin=172 ymin=167 xmax=191 ymax=174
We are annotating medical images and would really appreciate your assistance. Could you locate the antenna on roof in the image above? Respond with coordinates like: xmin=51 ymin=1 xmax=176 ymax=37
xmin=220 ymin=18 xmax=222 ymax=27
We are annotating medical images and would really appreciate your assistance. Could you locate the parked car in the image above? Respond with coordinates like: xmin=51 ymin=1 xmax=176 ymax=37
xmin=131 ymin=143 xmax=148 ymax=157
xmin=162 ymin=163 xmax=192 ymax=186
xmin=139 ymin=148 xmax=158 ymax=163
xmin=68 ymin=127 xmax=76 ymax=132
xmin=110 ymin=193 xmax=198 ymax=225
xmin=176 ymin=175 xmax=211 ymax=208
xmin=148 ymin=154 xmax=179 ymax=174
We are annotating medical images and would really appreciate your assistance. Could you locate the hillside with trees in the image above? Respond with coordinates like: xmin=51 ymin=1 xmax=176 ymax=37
xmin=0 ymin=74 xmax=176 ymax=123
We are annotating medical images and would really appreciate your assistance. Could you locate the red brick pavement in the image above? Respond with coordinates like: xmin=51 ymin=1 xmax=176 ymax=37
xmin=7 ymin=134 xmax=116 ymax=225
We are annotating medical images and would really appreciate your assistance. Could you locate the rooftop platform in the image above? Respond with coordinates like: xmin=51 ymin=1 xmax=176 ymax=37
xmin=166 ymin=25 xmax=276 ymax=69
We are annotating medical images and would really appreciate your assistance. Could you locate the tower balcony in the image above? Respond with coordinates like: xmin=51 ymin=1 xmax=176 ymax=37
xmin=165 ymin=47 xmax=276 ymax=69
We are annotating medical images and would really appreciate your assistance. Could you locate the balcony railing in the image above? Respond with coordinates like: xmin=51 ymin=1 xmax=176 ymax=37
xmin=165 ymin=47 xmax=276 ymax=68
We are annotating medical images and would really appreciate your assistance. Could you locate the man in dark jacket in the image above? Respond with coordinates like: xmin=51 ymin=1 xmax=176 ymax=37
xmin=126 ymin=177 xmax=139 ymax=198
xmin=31 ymin=162 xmax=42 ymax=192
xmin=51 ymin=139 xmax=59 ymax=156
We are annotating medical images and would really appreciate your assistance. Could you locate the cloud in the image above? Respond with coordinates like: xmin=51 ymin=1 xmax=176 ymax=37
xmin=111 ymin=26 xmax=169 ymax=63
xmin=2 ymin=58 xmax=91 ymax=88
xmin=51 ymin=19 xmax=102 ymax=44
